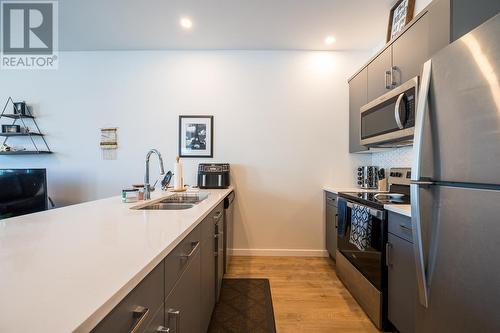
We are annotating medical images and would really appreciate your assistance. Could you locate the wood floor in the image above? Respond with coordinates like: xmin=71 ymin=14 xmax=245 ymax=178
xmin=225 ymin=256 xmax=379 ymax=333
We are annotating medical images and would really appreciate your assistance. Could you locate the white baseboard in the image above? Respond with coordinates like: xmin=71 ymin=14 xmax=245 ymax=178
xmin=230 ymin=248 xmax=329 ymax=257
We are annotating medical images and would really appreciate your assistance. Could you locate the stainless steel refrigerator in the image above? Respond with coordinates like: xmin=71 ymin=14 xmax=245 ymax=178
xmin=411 ymin=13 xmax=500 ymax=333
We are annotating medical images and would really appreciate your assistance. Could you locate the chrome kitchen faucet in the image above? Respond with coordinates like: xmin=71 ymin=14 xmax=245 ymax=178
xmin=144 ymin=149 xmax=165 ymax=200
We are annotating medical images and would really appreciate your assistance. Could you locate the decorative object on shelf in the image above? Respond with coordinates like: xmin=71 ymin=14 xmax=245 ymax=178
xmin=13 ymin=102 xmax=27 ymax=115
xmin=2 ymin=124 xmax=20 ymax=133
xmin=0 ymin=97 xmax=52 ymax=155
xmin=387 ymin=0 xmax=415 ymax=42
xmin=100 ymin=127 xmax=118 ymax=160
xmin=178 ymin=115 xmax=213 ymax=158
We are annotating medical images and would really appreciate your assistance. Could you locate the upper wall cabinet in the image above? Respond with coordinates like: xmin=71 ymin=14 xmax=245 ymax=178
xmin=349 ymin=68 xmax=368 ymax=153
xmin=366 ymin=46 xmax=393 ymax=102
xmin=392 ymin=13 xmax=430 ymax=87
xmin=347 ymin=0 xmax=500 ymax=153
xmin=451 ymin=0 xmax=500 ymax=41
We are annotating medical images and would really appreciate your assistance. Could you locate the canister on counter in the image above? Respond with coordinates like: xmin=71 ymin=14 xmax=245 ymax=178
xmin=121 ymin=188 xmax=139 ymax=203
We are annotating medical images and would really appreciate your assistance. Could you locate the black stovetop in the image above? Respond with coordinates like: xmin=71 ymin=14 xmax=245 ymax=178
xmin=339 ymin=185 xmax=410 ymax=210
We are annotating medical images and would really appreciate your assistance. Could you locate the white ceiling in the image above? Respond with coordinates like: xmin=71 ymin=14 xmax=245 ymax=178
xmin=59 ymin=0 xmax=394 ymax=51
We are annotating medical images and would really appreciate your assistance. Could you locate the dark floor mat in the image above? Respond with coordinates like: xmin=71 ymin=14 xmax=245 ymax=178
xmin=208 ymin=278 xmax=277 ymax=333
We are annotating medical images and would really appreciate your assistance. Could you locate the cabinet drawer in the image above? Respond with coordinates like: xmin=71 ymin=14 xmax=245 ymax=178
xmin=142 ymin=303 xmax=165 ymax=333
xmin=387 ymin=233 xmax=416 ymax=333
xmin=165 ymin=225 xmax=201 ymax=297
xmin=164 ymin=248 xmax=202 ymax=333
xmin=388 ymin=212 xmax=413 ymax=242
xmin=201 ymin=202 xmax=223 ymax=242
xmin=326 ymin=192 xmax=338 ymax=207
xmin=91 ymin=262 xmax=164 ymax=333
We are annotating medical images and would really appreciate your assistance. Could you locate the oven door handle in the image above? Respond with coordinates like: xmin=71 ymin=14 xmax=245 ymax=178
xmin=346 ymin=201 xmax=385 ymax=219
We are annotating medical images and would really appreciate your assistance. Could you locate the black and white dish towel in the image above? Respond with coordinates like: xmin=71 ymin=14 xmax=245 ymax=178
xmin=349 ymin=203 xmax=372 ymax=251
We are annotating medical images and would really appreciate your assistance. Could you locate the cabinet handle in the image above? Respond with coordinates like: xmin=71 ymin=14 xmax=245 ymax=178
xmin=130 ymin=305 xmax=149 ymax=333
xmin=327 ymin=197 xmax=338 ymax=206
xmin=213 ymin=211 xmax=223 ymax=221
xmin=399 ymin=223 xmax=412 ymax=231
xmin=385 ymin=70 xmax=391 ymax=89
xmin=157 ymin=326 xmax=170 ymax=333
xmin=390 ymin=66 xmax=397 ymax=87
xmin=181 ymin=241 xmax=200 ymax=259
xmin=167 ymin=309 xmax=181 ymax=333
xmin=385 ymin=242 xmax=392 ymax=268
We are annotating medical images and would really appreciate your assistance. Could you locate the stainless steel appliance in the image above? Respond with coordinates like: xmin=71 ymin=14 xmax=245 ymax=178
xmin=337 ymin=168 xmax=411 ymax=330
xmin=360 ymin=77 xmax=418 ymax=147
xmin=214 ymin=209 xmax=224 ymax=302
xmin=357 ymin=166 xmax=379 ymax=189
xmin=197 ymin=163 xmax=230 ymax=189
xmin=411 ymin=14 xmax=500 ymax=333
xmin=223 ymin=191 xmax=235 ymax=273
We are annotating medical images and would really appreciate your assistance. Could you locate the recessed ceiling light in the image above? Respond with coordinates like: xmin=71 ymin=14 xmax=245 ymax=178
xmin=180 ymin=17 xmax=193 ymax=29
xmin=324 ymin=36 xmax=336 ymax=45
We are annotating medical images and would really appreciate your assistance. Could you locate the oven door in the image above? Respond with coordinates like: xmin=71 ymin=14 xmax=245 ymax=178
xmin=337 ymin=197 xmax=386 ymax=290
xmin=360 ymin=77 xmax=418 ymax=146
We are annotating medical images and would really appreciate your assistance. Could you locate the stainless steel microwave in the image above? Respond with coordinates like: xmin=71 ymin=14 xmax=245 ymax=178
xmin=360 ymin=77 xmax=418 ymax=146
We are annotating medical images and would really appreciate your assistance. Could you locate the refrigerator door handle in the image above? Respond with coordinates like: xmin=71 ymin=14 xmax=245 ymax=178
xmin=412 ymin=59 xmax=432 ymax=182
xmin=411 ymin=184 xmax=429 ymax=308
xmin=411 ymin=59 xmax=432 ymax=308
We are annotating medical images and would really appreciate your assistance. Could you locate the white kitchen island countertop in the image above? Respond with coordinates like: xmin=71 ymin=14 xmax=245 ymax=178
xmin=0 ymin=187 xmax=233 ymax=333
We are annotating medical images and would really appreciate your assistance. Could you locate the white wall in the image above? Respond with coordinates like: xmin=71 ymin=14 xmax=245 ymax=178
xmin=0 ymin=50 xmax=370 ymax=255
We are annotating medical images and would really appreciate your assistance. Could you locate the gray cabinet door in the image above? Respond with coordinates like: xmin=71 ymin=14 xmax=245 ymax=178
xmin=367 ymin=46 xmax=392 ymax=101
xmin=451 ymin=0 xmax=500 ymax=41
xmin=349 ymin=68 xmax=368 ymax=153
xmin=387 ymin=233 xmax=416 ymax=333
xmin=91 ymin=262 xmax=164 ymax=333
xmin=200 ymin=220 xmax=216 ymax=332
xmin=164 ymin=247 xmax=201 ymax=333
xmin=143 ymin=304 xmax=165 ymax=333
xmin=392 ymin=14 xmax=430 ymax=86
xmin=325 ymin=202 xmax=337 ymax=259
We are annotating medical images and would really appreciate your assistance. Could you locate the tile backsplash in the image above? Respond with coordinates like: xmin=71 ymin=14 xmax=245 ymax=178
xmin=371 ymin=146 xmax=413 ymax=169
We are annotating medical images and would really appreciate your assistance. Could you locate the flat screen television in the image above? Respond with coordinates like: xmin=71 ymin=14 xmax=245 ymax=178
xmin=0 ymin=169 xmax=48 ymax=220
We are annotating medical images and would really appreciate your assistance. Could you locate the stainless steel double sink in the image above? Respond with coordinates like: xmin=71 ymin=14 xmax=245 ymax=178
xmin=133 ymin=193 xmax=209 ymax=210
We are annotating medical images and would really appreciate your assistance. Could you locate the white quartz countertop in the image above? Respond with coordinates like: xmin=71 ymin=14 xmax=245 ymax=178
xmin=0 ymin=188 xmax=233 ymax=333
xmin=323 ymin=186 xmax=384 ymax=194
xmin=384 ymin=204 xmax=411 ymax=217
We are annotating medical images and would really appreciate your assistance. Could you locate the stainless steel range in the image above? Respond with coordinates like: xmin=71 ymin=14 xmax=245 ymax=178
xmin=336 ymin=168 xmax=411 ymax=331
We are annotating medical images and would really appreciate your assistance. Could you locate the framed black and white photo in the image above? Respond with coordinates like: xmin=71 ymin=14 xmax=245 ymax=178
xmin=178 ymin=115 xmax=213 ymax=158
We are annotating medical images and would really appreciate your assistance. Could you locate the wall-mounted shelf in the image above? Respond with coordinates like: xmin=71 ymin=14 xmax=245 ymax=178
xmin=2 ymin=114 xmax=34 ymax=119
xmin=0 ymin=97 xmax=52 ymax=154
xmin=0 ymin=132 xmax=44 ymax=137
xmin=0 ymin=150 xmax=52 ymax=155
